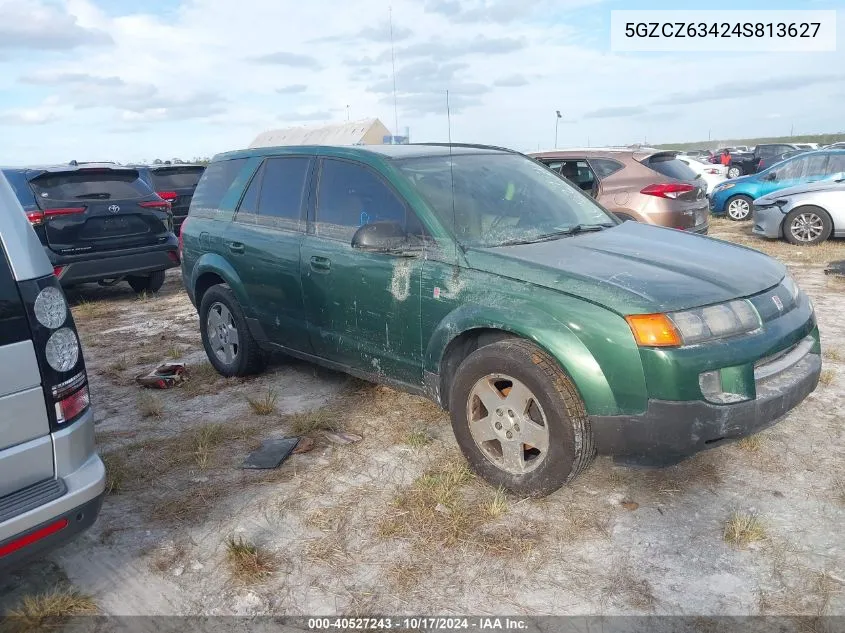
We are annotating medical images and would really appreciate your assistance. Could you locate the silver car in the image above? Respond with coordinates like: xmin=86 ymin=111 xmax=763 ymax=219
xmin=753 ymin=179 xmax=845 ymax=245
xmin=0 ymin=172 xmax=105 ymax=571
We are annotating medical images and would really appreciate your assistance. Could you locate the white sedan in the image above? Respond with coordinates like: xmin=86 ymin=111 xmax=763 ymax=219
xmin=676 ymin=155 xmax=728 ymax=195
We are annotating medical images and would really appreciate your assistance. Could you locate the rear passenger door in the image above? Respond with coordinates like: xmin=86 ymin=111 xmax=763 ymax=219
xmin=224 ymin=157 xmax=313 ymax=352
xmin=299 ymin=158 xmax=424 ymax=385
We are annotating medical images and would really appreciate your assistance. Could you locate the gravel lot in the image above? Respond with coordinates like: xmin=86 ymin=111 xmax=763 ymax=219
xmin=2 ymin=220 xmax=844 ymax=619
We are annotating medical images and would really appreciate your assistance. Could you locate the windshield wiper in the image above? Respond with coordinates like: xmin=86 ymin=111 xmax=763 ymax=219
xmin=495 ymin=223 xmax=614 ymax=247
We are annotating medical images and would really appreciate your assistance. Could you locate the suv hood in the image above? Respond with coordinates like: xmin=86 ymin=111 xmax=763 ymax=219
xmin=464 ymin=221 xmax=785 ymax=315
xmin=756 ymin=179 xmax=845 ymax=203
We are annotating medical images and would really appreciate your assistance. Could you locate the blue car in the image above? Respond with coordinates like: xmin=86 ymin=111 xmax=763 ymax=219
xmin=710 ymin=149 xmax=845 ymax=221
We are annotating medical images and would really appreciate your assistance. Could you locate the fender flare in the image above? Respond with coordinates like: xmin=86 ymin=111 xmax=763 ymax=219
xmin=190 ymin=253 xmax=254 ymax=317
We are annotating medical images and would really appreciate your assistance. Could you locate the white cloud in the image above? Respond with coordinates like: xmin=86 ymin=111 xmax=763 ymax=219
xmin=0 ymin=0 xmax=842 ymax=164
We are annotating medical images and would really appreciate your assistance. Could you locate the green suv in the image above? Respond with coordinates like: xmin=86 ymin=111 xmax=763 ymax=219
xmin=180 ymin=144 xmax=821 ymax=495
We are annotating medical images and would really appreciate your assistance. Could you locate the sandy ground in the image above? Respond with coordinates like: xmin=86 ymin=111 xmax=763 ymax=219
xmin=2 ymin=221 xmax=844 ymax=618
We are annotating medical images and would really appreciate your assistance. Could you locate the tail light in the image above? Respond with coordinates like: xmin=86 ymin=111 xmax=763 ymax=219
xmin=156 ymin=191 xmax=178 ymax=202
xmin=640 ymin=183 xmax=695 ymax=199
xmin=18 ymin=276 xmax=89 ymax=431
xmin=758 ymin=159 xmax=765 ymax=170
xmin=704 ymin=168 xmax=720 ymax=175
xmin=53 ymin=266 xmax=65 ymax=278
xmin=25 ymin=207 xmax=86 ymax=226
xmin=139 ymin=200 xmax=171 ymax=209
xmin=0 ymin=518 xmax=69 ymax=559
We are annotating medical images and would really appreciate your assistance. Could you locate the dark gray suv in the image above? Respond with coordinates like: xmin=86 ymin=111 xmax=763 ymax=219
xmin=0 ymin=172 xmax=105 ymax=571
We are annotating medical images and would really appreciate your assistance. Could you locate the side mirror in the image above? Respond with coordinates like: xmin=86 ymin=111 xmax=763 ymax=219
xmin=351 ymin=221 xmax=411 ymax=253
xmin=765 ymin=171 xmax=778 ymax=181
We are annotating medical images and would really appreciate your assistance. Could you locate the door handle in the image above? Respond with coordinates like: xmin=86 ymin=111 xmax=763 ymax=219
xmin=228 ymin=241 xmax=244 ymax=254
xmin=310 ymin=255 xmax=331 ymax=272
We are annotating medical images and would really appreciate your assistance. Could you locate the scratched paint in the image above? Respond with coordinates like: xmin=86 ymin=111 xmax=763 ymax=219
xmin=390 ymin=259 xmax=412 ymax=301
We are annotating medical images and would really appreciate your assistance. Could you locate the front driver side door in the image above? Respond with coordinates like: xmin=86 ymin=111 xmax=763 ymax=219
xmin=299 ymin=157 xmax=424 ymax=387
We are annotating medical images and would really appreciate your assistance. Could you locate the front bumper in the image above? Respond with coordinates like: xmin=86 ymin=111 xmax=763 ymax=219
xmin=591 ymin=350 xmax=821 ymax=463
xmin=50 ymin=238 xmax=179 ymax=286
xmin=752 ymin=204 xmax=784 ymax=239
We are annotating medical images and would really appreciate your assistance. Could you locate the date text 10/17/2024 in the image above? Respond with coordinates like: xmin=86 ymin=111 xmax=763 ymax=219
xmin=306 ymin=618 xmax=530 ymax=630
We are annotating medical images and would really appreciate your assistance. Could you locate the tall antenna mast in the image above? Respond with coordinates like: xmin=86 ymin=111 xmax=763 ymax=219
xmin=389 ymin=6 xmax=399 ymax=143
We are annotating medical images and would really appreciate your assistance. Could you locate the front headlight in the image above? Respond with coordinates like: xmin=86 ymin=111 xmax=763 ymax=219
xmin=716 ymin=183 xmax=736 ymax=193
xmin=626 ymin=300 xmax=760 ymax=347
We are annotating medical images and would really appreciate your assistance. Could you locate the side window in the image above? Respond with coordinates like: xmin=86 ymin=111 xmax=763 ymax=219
xmin=560 ymin=160 xmax=596 ymax=192
xmin=776 ymin=156 xmax=809 ymax=181
xmin=315 ymin=159 xmax=411 ymax=241
xmin=235 ymin=163 xmax=264 ymax=217
xmin=590 ymin=159 xmax=623 ymax=179
xmin=542 ymin=160 xmax=563 ymax=173
xmin=805 ymin=154 xmax=828 ymax=177
xmin=826 ymin=154 xmax=845 ymax=175
xmin=255 ymin=157 xmax=310 ymax=230
xmin=191 ymin=158 xmax=248 ymax=211
xmin=2 ymin=170 xmax=37 ymax=211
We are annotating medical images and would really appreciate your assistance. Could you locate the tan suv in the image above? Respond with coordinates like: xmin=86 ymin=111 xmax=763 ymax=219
xmin=530 ymin=149 xmax=709 ymax=233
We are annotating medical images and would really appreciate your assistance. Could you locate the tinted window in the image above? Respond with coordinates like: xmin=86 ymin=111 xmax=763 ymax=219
xmin=236 ymin=163 xmax=264 ymax=216
xmin=257 ymin=157 xmax=310 ymax=227
xmin=316 ymin=159 xmax=409 ymax=240
xmin=29 ymin=169 xmax=151 ymax=201
xmin=590 ymin=158 xmax=624 ymax=179
xmin=0 ymin=242 xmax=28 ymax=346
xmin=758 ymin=146 xmax=778 ymax=157
xmin=560 ymin=160 xmax=596 ymax=192
xmin=641 ymin=155 xmax=696 ymax=181
xmin=151 ymin=166 xmax=205 ymax=190
xmin=191 ymin=158 xmax=247 ymax=211
xmin=827 ymin=154 xmax=845 ymax=174
xmin=2 ymin=170 xmax=37 ymax=211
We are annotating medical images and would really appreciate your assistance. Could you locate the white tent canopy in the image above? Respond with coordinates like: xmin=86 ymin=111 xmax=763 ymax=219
xmin=249 ymin=118 xmax=392 ymax=148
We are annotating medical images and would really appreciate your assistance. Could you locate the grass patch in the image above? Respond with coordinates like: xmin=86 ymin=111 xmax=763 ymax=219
xmin=72 ymin=299 xmax=113 ymax=321
xmin=485 ymin=488 xmax=509 ymax=519
xmin=406 ymin=428 xmax=433 ymax=448
xmin=137 ymin=392 xmax=164 ymax=418
xmin=225 ymin=537 xmax=278 ymax=584
xmin=724 ymin=512 xmax=766 ymax=548
xmin=379 ymin=459 xmax=482 ymax=547
xmin=247 ymin=387 xmax=278 ymax=416
xmin=150 ymin=482 xmax=230 ymax=525
xmin=819 ymin=369 xmax=835 ymax=386
xmin=289 ymin=407 xmax=339 ymax=435
xmin=823 ymin=348 xmax=842 ymax=363
xmin=102 ymin=452 xmax=126 ymax=495
xmin=106 ymin=354 xmax=129 ymax=372
xmin=166 ymin=345 xmax=183 ymax=360
xmin=737 ymin=435 xmax=763 ymax=453
xmin=182 ymin=361 xmax=221 ymax=396
xmin=605 ymin=564 xmax=656 ymax=611
xmin=5 ymin=587 xmax=98 ymax=631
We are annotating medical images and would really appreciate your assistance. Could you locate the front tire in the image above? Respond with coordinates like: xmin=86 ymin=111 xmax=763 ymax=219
xmin=727 ymin=165 xmax=742 ymax=179
xmin=199 ymin=284 xmax=265 ymax=377
xmin=449 ymin=339 xmax=595 ymax=496
xmin=127 ymin=270 xmax=165 ymax=293
xmin=783 ymin=206 xmax=832 ymax=245
xmin=726 ymin=195 xmax=753 ymax=221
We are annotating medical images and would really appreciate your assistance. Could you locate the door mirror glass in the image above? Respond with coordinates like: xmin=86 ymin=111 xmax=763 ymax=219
xmin=765 ymin=171 xmax=778 ymax=181
xmin=351 ymin=221 xmax=412 ymax=253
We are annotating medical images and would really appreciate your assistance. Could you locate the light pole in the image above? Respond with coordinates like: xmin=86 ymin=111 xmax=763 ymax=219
xmin=554 ymin=110 xmax=562 ymax=148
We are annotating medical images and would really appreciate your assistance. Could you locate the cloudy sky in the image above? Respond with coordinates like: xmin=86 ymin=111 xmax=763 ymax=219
xmin=0 ymin=0 xmax=842 ymax=164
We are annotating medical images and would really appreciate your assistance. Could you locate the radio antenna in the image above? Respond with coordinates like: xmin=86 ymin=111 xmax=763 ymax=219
xmin=446 ymin=89 xmax=459 ymax=256
xmin=389 ymin=6 xmax=399 ymax=143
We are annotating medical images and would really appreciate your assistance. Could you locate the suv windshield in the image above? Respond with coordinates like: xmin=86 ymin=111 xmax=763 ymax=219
xmin=395 ymin=153 xmax=614 ymax=248
xmin=151 ymin=166 xmax=205 ymax=190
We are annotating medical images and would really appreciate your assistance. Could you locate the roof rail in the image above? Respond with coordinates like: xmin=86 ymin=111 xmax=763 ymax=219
xmin=409 ymin=142 xmax=522 ymax=155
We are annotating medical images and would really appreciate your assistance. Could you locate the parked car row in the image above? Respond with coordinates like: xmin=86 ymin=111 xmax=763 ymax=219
xmin=1 ymin=162 xmax=204 ymax=292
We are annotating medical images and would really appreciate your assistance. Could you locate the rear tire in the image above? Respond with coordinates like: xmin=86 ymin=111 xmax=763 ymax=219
xmin=448 ymin=339 xmax=595 ymax=496
xmin=783 ymin=206 xmax=832 ymax=245
xmin=199 ymin=284 xmax=265 ymax=377
xmin=726 ymin=195 xmax=753 ymax=221
xmin=127 ymin=270 xmax=165 ymax=293
xmin=727 ymin=165 xmax=742 ymax=179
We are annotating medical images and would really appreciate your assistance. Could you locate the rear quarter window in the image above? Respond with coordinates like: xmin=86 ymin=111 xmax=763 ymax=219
xmin=1 ymin=170 xmax=38 ymax=211
xmin=30 ymin=170 xmax=151 ymax=201
xmin=641 ymin=155 xmax=697 ymax=181
xmin=191 ymin=159 xmax=248 ymax=211
xmin=589 ymin=158 xmax=624 ymax=179
xmin=151 ymin=167 xmax=206 ymax=190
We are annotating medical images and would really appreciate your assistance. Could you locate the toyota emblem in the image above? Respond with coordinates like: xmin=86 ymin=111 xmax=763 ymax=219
xmin=772 ymin=295 xmax=784 ymax=311
xmin=108 ymin=204 xmax=120 ymax=214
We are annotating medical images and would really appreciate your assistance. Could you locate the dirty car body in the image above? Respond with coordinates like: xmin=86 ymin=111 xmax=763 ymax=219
xmin=181 ymin=144 xmax=820 ymax=494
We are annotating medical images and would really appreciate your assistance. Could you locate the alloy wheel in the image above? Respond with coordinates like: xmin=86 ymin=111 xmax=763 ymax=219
xmin=727 ymin=198 xmax=750 ymax=220
xmin=790 ymin=212 xmax=824 ymax=243
xmin=206 ymin=301 xmax=240 ymax=365
xmin=466 ymin=374 xmax=550 ymax=475
xmin=728 ymin=167 xmax=741 ymax=179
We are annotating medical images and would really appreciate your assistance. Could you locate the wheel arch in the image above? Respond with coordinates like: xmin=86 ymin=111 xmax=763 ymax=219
xmin=425 ymin=304 xmax=626 ymax=416
xmin=190 ymin=253 xmax=252 ymax=315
